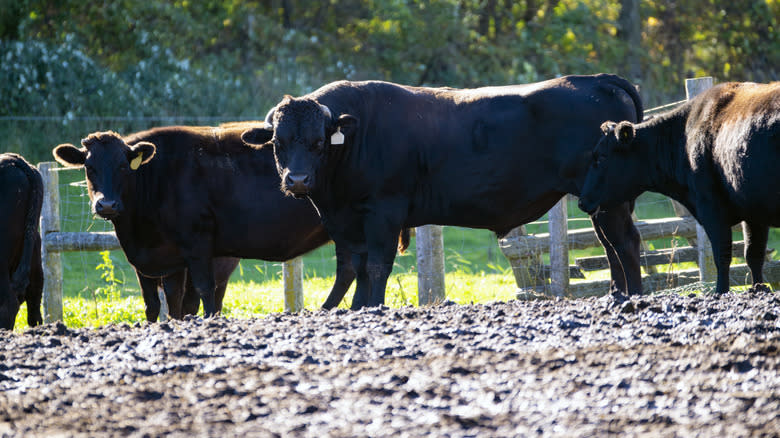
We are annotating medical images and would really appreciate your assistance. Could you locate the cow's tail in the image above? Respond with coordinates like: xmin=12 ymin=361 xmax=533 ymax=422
xmin=8 ymin=155 xmax=44 ymax=297
xmin=398 ymin=228 xmax=411 ymax=254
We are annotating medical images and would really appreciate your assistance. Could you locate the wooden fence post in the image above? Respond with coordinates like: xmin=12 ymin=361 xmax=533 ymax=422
xmin=416 ymin=225 xmax=446 ymax=305
xmin=157 ymin=286 xmax=169 ymax=322
xmin=548 ymin=196 xmax=569 ymax=297
xmin=685 ymin=77 xmax=716 ymax=283
xmin=500 ymin=225 xmax=546 ymax=291
xmin=282 ymin=257 xmax=303 ymax=312
xmin=38 ymin=162 xmax=63 ymax=323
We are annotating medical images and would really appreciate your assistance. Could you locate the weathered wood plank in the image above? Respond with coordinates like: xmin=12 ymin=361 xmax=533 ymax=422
xmin=283 ymin=257 xmax=303 ymax=313
xmin=44 ymin=231 xmax=121 ymax=252
xmin=39 ymin=162 xmax=63 ymax=323
xmin=417 ymin=225 xmax=446 ymax=305
xmin=575 ymin=241 xmax=769 ymax=272
xmin=548 ymin=198 xmax=569 ymax=297
xmin=500 ymin=217 xmax=698 ymax=260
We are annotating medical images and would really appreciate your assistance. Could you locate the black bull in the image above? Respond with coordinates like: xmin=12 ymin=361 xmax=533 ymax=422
xmin=52 ymin=124 xmax=383 ymax=317
xmin=242 ymin=74 xmax=645 ymax=307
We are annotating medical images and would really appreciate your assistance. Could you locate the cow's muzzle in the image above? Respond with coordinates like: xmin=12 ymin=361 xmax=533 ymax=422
xmin=284 ymin=173 xmax=311 ymax=197
xmin=577 ymin=198 xmax=600 ymax=216
xmin=94 ymin=198 xmax=120 ymax=219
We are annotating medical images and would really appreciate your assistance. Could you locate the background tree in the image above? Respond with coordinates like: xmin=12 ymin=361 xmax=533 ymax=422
xmin=1 ymin=0 xmax=776 ymax=161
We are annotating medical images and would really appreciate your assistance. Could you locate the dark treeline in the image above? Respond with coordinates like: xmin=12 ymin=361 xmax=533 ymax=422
xmin=1 ymin=0 xmax=777 ymax=161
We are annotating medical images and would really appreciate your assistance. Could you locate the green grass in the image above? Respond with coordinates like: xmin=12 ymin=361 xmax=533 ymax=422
xmin=12 ymin=169 xmax=779 ymax=332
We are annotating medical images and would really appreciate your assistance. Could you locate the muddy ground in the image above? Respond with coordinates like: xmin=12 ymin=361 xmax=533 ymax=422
xmin=1 ymin=290 xmax=779 ymax=437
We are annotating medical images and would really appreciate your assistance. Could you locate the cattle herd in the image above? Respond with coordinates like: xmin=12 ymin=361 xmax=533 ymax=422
xmin=1 ymin=74 xmax=777 ymax=331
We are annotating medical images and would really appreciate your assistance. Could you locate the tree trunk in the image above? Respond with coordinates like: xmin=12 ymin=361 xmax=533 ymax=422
xmin=617 ymin=0 xmax=642 ymax=82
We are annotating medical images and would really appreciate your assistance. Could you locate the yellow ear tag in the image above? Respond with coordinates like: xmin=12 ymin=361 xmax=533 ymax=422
xmin=130 ymin=152 xmax=143 ymax=170
xmin=330 ymin=127 xmax=345 ymax=145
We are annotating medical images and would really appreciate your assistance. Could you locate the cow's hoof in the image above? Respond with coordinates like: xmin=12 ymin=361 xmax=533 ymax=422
xmin=601 ymin=290 xmax=629 ymax=310
xmin=748 ymin=283 xmax=772 ymax=294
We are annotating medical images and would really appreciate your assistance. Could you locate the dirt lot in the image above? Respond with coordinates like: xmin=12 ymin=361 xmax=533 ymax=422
xmin=1 ymin=290 xmax=779 ymax=437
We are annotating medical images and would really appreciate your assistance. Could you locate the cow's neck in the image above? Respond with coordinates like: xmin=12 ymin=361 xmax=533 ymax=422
xmin=639 ymin=109 xmax=694 ymax=210
xmin=110 ymin=168 xmax=158 ymax=262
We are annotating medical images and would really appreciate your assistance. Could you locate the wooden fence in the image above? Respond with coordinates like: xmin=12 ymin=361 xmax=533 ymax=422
xmin=38 ymin=77 xmax=779 ymax=323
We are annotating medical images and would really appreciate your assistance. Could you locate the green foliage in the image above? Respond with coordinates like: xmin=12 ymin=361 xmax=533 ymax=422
xmin=91 ymin=250 xmax=123 ymax=320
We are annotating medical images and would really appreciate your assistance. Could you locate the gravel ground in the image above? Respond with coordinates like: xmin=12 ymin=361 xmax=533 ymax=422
xmin=1 ymin=290 xmax=779 ymax=437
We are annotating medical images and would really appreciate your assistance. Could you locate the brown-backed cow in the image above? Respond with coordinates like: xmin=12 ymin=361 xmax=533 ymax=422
xmin=0 ymin=153 xmax=43 ymax=330
xmin=242 ymin=74 xmax=644 ymax=307
xmin=579 ymin=82 xmax=779 ymax=294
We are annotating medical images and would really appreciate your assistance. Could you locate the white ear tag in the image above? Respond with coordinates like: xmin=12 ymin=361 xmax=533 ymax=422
xmin=130 ymin=152 xmax=143 ymax=170
xmin=330 ymin=127 xmax=345 ymax=145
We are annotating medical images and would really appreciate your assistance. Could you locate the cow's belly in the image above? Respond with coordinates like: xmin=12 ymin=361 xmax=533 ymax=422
xmin=123 ymin=244 xmax=187 ymax=277
xmin=407 ymin=189 xmax=563 ymax=235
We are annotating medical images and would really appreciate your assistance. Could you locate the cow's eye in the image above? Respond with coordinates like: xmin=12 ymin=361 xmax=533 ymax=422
xmin=316 ymin=140 xmax=324 ymax=150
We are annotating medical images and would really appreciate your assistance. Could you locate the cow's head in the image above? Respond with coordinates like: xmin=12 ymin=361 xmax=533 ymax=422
xmin=242 ymin=96 xmax=357 ymax=198
xmin=578 ymin=120 xmax=640 ymax=215
xmin=53 ymin=131 xmax=156 ymax=220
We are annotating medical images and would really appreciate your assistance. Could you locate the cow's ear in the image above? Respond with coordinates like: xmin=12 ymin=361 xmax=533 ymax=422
xmin=127 ymin=141 xmax=156 ymax=170
xmin=53 ymin=143 xmax=86 ymax=167
xmin=241 ymin=125 xmax=274 ymax=149
xmin=600 ymin=121 xmax=617 ymax=135
xmin=330 ymin=114 xmax=358 ymax=146
xmin=614 ymin=121 xmax=635 ymax=148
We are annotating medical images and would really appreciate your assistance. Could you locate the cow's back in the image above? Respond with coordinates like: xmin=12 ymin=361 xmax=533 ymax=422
xmin=699 ymin=83 xmax=780 ymax=223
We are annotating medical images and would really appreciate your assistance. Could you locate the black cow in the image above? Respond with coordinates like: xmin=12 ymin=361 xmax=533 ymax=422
xmin=52 ymin=124 xmax=363 ymax=317
xmin=0 ymin=153 xmax=43 ymax=330
xmin=242 ymin=74 xmax=644 ymax=307
xmin=579 ymin=81 xmax=780 ymax=294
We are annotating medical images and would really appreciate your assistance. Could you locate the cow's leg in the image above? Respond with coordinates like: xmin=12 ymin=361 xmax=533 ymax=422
xmin=322 ymin=244 xmax=357 ymax=310
xmin=136 ymin=271 xmax=161 ymax=322
xmin=25 ymin=238 xmax=43 ymax=327
xmin=364 ymin=211 xmax=404 ymax=307
xmin=0 ymin=258 xmax=17 ymax=330
xmin=742 ymin=221 xmax=769 ymax=286
xmin=591 ymin=202 xmax=643 ymax=295
xmin=213 ymin=257 xmax=239 ymax=314
xmin=181 ymin=270 xmax=201 ymax=316
xmin=350 ymin=252 xmax=370 ymax=310
xmin=186 ymin=257 xmax=217 ymax=317
xmin=697 ymin=212 xmax=733 ymax=294
xmin=162 ymin=270 xmax=187 ymax=319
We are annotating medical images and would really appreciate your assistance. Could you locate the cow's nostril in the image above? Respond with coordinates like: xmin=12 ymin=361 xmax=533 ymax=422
xmin=95 ymin=199 xmax=118 ymax=214
xmin=286 ymin=174 xmax=309 ymax=186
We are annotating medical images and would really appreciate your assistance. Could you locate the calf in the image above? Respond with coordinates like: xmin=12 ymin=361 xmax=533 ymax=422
xmin=53 ymin=124 xmax=361 ymax=317
xmin=579 ymin=82 xmax=780 ymax=294
xmin=0 ymin=153 xmax=43 ymax=330
xmin=242 ymin=74 xmax=644 ymax=306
